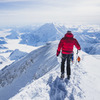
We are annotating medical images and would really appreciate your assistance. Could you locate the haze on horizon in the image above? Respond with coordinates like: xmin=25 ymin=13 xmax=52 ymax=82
xmin=0 ymin=0 xmax=100 ymax=26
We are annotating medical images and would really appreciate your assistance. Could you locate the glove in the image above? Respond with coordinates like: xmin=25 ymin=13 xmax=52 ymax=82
xmin=56 ymin=51 xmax=60 ymax=56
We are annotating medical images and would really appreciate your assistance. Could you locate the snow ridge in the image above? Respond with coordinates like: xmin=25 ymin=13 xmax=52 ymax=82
xmin=48 ymin=64 xmax=86 ymax=100
xmin=0 ymin=41 xmax=59 ymax=100
xmin=9 ymin=49 xmax=28 ymax=61
xmin=1 ymin=41 xmax=100 ymax=100
xmin=10 ymin=53 xmax=88 ymax=100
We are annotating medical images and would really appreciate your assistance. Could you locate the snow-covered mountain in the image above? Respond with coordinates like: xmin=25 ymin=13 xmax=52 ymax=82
xmin=6 ymin=30 xmax=19 ymax=39
xmin=0 ymin=41 xmax=58 ymax=100
xmin=10 ymin=52 xmax=100 ymax=100
xmin=73 ymin=31 xmax=100 ymax=54
xmin=0 ymin=55 xmax=11 ymax=70
xmin=89 ymin=43 xmax=100 ymax=54
xmin=0 ymin=45 xmax=7 ymax=49
xmin=9 ymin=49 xmax=28 ymax=61
xmin=0 ymin=23 xmax=100 ymax=54
xmin=0 ymin=41 xmax=100 ymax=100
xmin=0 ymin=55 xmax=8 ymax=64
xmin=0 ymin=37 xmax=7 ymax=44
xmin=0 ymin=23 xmax=100 ymax=74
xmin=19 ymin=23 xmax=100 ymax=54
xmin=20 ymin=23 xmax=67 ymax=46
xmin=0 ymin=23 xmax=100 ymax=72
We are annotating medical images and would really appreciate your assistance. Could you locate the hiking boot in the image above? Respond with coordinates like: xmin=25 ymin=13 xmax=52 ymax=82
xmin=60 ymin=73 xmax=64 ymax=79
xmin=67 ymin=75 xmax=70 ymax=80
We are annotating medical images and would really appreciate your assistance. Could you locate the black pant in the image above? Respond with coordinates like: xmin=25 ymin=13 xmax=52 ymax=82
xmin=61 ymin=54 xmax=72 ymax=75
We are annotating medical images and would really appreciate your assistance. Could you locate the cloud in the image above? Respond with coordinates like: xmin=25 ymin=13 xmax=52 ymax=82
xmin=0 ymin=0 xmax=32 ymax=2
xmin=0 ymin=0 xmax=100 ymax=25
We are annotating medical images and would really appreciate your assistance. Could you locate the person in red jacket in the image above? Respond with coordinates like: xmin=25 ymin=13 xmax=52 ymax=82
xmin=56 ymin=31 xmax=81 ymax=79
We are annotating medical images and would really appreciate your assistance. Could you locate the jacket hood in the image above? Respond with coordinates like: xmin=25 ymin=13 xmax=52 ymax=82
xmin=65 ymin=32 xmax=73 ymax=38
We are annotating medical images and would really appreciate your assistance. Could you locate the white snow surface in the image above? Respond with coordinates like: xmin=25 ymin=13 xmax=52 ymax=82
xmin=89 ymin=43 xmax=100 ymax=54
xmin=0 ymin=55 xmax=12 ymax=70
xmin=0 ymin=38 xmax=37 ymax=70
xmin=0 ymin=23 xmax=100 ymax=100
xmin=0 ymin=41 xmax=58 ymax=100
xmin=3 ymin=39 xmax=37 ymax=53
xmin=9 ymin=49 xmax=28 ymax=61
xmin=0 ymin=41 xmax=100 ymax=100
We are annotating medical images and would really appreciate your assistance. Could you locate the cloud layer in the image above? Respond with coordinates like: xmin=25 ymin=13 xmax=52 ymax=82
xmin=0 ymin=0 xmax=100 ymax=26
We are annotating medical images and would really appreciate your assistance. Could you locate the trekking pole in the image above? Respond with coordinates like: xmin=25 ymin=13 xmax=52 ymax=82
xmin=76 ymin=49 xmax=78 ymax=55
xmin=75 ymin=50 xmax=78 ymax=65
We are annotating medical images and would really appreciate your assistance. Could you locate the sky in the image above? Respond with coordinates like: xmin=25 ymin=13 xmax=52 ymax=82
xmin=0 ymin=0 xmax=100 ymax=26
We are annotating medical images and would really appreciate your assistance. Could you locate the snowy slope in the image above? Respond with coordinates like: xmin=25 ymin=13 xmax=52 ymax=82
xmin=0 ymin=29 xmax=37 ymax=70
xmin=0 ymin=41 xmax=100 ymax=100
xmin=9 ymin=49 xmax=28 ymax=61
xmin=0 ymin=41 xmax=59 ymax=100
xmin=0 ymin=37 xmax=7 ymax=44
xmin=73 ymin=32 xmax=100 ymax=54
xmin=20 ymin=23 xmax=67 ymax=46
xmin=0 ymin=55 xmax=11 ymax=70
xmin=0 ymin=45 xmax=7 ymax=49
xmin=0 ymin=55 xmax=8 ymax=64
xmin=89 ymin=43 xmax=100 ymax=54
xmin=6 ymin=30 xmax=19 ymax=39
xmin=9 ymin=47 xmax=100 ymax=100
xmin=0 ymin=29 xmax=11 ymax=38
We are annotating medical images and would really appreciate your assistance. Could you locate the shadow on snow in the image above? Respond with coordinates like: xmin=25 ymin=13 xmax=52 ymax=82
xmin=48 ymin=76 xmax=68 ymax=100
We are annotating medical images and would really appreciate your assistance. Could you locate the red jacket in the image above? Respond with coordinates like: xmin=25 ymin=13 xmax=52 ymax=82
xmin=56 ymin=32 xmax=81 ymax=56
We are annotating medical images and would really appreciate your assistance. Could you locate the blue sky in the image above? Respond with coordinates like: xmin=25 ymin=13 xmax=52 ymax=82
xmin=0 ymin=0 xmax=100 ymax=26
